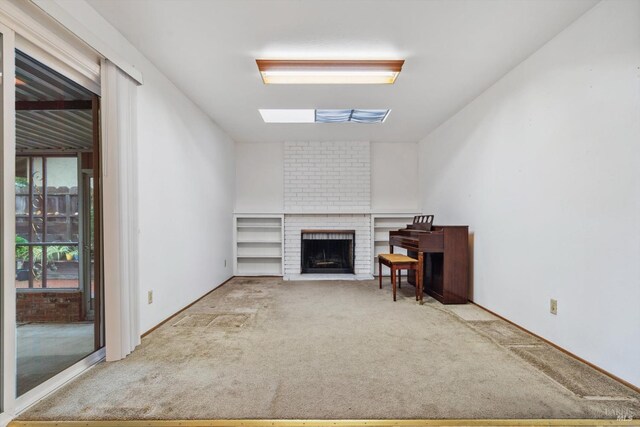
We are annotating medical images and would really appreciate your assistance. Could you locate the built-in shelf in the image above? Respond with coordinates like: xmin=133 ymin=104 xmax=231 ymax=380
xmin=372 ymin=214 xmax=417 ymax=276
xmin=234 ymin=215 xmax=284 ymax=276
xmin=233 ymin=213 xmax=418 ymax=277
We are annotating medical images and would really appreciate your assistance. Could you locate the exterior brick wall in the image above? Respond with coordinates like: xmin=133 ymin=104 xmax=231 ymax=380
xmin=16 ymin=290 xmax=83 ymax=323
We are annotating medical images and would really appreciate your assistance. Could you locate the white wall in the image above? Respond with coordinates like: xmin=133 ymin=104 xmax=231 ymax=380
xmin=235 ymin=141 xmax=419 ymax=213
xmin=136 ymin=59 xmax=235 ymax=333
xmin=235 ymin=142 xmax=283 ymax=212
xmin=371 ymin=142 xmax=419 ymax=211
xmin=419 ymin=0 xmax=640 ymax=386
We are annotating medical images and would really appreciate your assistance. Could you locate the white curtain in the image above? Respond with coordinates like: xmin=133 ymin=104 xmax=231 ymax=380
xmin=100 ymin=59 xmax=140 ymax=361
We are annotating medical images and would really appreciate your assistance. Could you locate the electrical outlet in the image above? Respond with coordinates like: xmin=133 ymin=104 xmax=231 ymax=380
xmin=550 ymin=298 xmax=557 ymax=315
xmin=148 ymin=290 xmax=153 ymax=305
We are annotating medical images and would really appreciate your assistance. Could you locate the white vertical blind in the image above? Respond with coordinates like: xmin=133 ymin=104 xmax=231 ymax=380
xmin=101 ymin=59 xmax=140 ymax=361
xmin=0 ymin=22 xmax=16 ymax=418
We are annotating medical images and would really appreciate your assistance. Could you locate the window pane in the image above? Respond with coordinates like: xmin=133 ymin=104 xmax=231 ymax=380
xmin=31 ymin=246 xmax=44 ymax=289
xmin=31 ymin=157 xmax=44 ymax=218
xmin=16 ymin=217 xmax=30 ymax=240
xmin=30 ymin=217 xmax=44 ymax=242
xmin=47 ymin=245 xmax=80 ymax=289
xmin=15 ymin=195 xmax=28 ymax=215
xmin=15 ymin=157 xmax=29 ymax=194
xmin=45 ymin=217 xmax=70 ymax=243
xmin=46 ymin=158 xmax=78 ymax=242
xmin=46 ymin=157 xmax=77 ymax=188
xmin=46 ymin=195 xmax=66 ymax=216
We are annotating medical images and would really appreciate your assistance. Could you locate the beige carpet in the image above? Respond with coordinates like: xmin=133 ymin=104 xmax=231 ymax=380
xmin=20 ymin=277 xmax=640 ymax=420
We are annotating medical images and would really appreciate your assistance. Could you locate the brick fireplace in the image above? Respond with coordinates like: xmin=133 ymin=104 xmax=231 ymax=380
xmin=284 ymin=214 xmax=371 ymax=277
xmin=282 ymin=141 xmax=373 ymax=278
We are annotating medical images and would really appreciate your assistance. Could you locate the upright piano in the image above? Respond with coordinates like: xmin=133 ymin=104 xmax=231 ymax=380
xmin=389 ymin=216 xmax=469 ymax=304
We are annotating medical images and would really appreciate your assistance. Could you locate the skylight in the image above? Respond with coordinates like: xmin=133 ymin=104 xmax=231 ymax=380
xmin=314 ymin=109 xmax=352 ymax=123
xmin=259 ymin=109 xmax=390 ymax=124
xmin=258 ymin=109 xmax=315 ymax=123
xmin=316 ymin=109 xmax=389 ymax=123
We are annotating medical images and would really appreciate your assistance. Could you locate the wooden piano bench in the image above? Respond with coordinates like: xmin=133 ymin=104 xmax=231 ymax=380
xmin=378 ymin=254 xmax=419 ymax=302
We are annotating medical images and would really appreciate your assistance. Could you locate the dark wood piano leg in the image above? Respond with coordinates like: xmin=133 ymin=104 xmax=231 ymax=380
xmin=418 ymin=252 xmax=424 ymax=304
xmin=379 ymin=259 xmax=382 ymax=289
xmin=391 ymin=268 xmax=396 ymax=301
xmin=416 ymin=263 xmax=420 ymax=301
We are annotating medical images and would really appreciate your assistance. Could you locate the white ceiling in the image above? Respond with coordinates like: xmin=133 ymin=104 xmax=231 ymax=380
xmin=87 ymin=0 xmax=597 ymax=143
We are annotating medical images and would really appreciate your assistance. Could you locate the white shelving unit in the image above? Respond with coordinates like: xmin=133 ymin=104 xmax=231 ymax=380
xmin=371 ymin=214 xmax=419 ymax=276
xmin=234 ymin=215 xmax=284 ymax=276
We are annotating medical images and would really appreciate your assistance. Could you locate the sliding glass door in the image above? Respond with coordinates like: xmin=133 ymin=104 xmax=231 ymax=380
xmin=0 ymin=9 xmax=103 ymax=418
xmin=14 ymin=50 xmax=103 ymax=396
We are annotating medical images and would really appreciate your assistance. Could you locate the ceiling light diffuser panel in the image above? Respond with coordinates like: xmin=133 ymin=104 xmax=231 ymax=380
xmin=315 ymin=109 xmax=389 ymax=123
xmin=259 ymin=109 xmax=390 ymax=124
xmin=256 ymin=60 xmax=404 ymax=84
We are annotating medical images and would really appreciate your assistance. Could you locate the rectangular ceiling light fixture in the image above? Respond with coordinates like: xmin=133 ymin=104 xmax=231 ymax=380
xmin=259 ymin=109 xmax=390 ymax=123
xmin=256 ymin=60 xmax=404 ymax=84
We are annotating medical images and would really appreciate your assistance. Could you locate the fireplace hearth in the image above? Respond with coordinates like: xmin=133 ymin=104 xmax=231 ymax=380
xmin=301 ymin=230 xmax=355 ymax=274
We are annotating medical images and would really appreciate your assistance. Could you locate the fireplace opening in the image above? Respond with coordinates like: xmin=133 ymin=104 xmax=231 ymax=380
xmin=301 ymin=230 xmax=355 ymax=274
